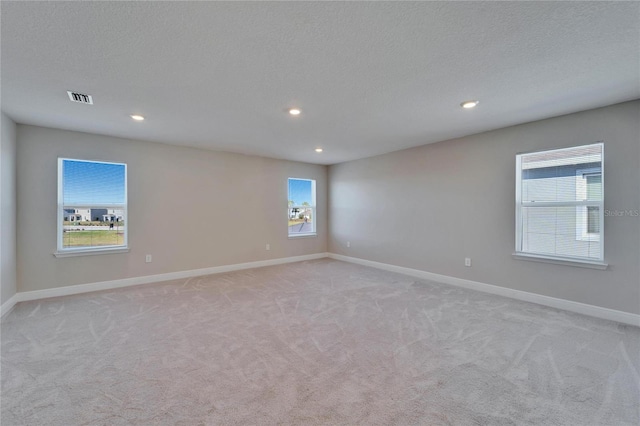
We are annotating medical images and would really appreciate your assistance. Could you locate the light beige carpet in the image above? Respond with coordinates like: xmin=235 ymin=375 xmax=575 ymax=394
xmin=1 ymin=259 xmax=639 ymax=425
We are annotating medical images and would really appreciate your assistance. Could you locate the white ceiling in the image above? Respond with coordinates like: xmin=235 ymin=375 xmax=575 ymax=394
xmin=2 ymin=2 xmax=638 ymax=165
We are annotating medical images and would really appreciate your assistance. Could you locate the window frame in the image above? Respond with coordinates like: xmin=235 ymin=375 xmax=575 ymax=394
xmin=514 ymin=143 xmax=605 ymax=267
xmin=55 ymin=158 xmax=129 ymax=257
xmin=575 ymin=168 xmax=602 ymax=242
xmin=287 ymin=177 xmax=317 ymax=238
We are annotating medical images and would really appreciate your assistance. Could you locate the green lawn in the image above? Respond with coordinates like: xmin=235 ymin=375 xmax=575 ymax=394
xmin=62 ymin=230 xmax=124 ymax=247
xmin=63 ymin=221 xmax=124 ymax=226
xmin=288 ymin=219 xmax=313 ymax=227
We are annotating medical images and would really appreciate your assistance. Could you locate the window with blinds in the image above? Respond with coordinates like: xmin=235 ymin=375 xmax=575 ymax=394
xmin=288 ymin=178 xmax=316 ymax=237
xmin=515 ymin=143 xmax=603 ymax=262
xmin=57 ymin=158 xmax=128 ymax=254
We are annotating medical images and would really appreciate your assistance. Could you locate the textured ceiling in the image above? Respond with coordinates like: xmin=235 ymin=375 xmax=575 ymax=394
xmin=1 ymin=2 xmax=638 ymax=165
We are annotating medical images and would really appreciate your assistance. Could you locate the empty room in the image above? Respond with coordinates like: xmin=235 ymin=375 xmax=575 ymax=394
xmin=1 ymin=2 xmax=639 ymax=425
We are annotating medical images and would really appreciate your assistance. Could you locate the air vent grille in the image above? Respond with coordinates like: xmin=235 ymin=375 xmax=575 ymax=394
xmin=67 ymin=91 xmax=93 ymax=105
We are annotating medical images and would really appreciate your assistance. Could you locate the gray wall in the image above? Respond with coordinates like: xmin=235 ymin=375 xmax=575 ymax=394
xmin=17 ymin=125 xmax=327 ymax=293
xmin=1 ymin=113 xmax=17 ymax=306
xmin=328 ymin=101 xmax=640 ymax=315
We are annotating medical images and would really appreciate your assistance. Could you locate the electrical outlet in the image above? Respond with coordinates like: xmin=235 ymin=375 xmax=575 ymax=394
xmin=347 ymin=241 xmax=351 ymax=248
xmin=266 ymin=243 xmax=270 ymax=251
xmin=465 ymin=257 xmax=471 ymax=267
xmin=145 ymin=254 xmax=152 ymax=263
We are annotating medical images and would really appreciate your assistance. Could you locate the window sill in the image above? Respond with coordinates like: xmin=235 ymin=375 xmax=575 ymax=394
xmin=512 ymin=252 xmax=608 ymax=270
xmin=288 ymin=233 xmax=317 ymax=239
xmin=54 ymin=247 xmax=129 ymax=258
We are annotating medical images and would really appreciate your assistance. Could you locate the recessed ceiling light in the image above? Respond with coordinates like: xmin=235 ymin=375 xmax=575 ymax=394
xmin=460 ymin=100 xmax=479 ymax=109
xmin=130 ymin=114 xmax=145 ymax=121
xmin=288 ymin=108 xmax=301 ymax=116
xmin=315 ymin=148 xmax=323 ymax=153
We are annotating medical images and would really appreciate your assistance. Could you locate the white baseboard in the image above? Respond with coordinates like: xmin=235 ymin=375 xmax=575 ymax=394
xmin=13 ymin=253 xmax=329 ymax=305
xmin=0 ymin=293 xmax=18 ymax=318
xmin=328 ymin=253 xmax=640 ymax=327
xmin=6 ymin=251 xmax=638 ymax=328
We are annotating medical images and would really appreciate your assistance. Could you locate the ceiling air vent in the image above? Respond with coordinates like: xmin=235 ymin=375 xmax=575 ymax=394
xmin=67 ymin=91 xmax=93 ymax=105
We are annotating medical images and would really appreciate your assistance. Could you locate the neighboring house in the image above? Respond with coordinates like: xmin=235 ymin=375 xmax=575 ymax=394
xmin=302 ymin=208 xmax=312 ymax=221
xmin=64 ymin=208 xmax=124 ymax=222
xmin=64 ymin=208 xmax=92 ymax=221
xmin=102 ymin=208 xmax=124 ymax=222
xmin=289 ymin=207 xmax=312 ymax=220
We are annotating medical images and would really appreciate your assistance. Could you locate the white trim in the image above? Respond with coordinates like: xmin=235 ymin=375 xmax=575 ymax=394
xmin=57 ymin=158 xmax=63 ymax=251
xmin=328 ymin=253 xmax=639 ymax=327
xmin=7 ymin=251 xmax=637 ymax=328
xmin=515 ymin=154 xmax=522 ymax=251
xmin=0 ymin=293 xmax=18 ymax=318
xmin=54 ymin=247 xmax=130 ymax=258
xmin=14 ymin=253 xmax=329 ymax=304
xmin=575 ymin=168 xmax=602 ymax=243
xmin=512 ymin=252 xmax=608 ymax=270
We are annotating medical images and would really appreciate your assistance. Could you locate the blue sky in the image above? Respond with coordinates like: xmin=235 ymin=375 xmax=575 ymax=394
xmin=288 ymin=179 xmax=313 ymax=205
xmin=63 ymin=160 xmax=126 ymax=205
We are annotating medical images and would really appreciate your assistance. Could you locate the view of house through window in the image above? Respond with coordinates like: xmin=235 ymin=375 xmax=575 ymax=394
xmin=58 ymin=158 xmax=127 ymax=252
xmin=516 ymin=143 xmax=603 ymax=262
xmin=288 ymin=178 xmax=316 ymax=236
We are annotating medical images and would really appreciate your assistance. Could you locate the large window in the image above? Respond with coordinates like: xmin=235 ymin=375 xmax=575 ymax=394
xmin=56 ymin=158 xmax=128 ymax=255
xmin=515 ymin=143 xmax=603 ymax=263
xmin=288 ymin=178 xmax=316 ymax=237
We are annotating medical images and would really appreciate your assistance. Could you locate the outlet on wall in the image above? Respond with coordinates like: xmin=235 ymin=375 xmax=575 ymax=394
xmin=266 ymin=243 xmax=270 ymax=251
xmin=465 ymin=257 xmax=471 ymax=267
xmin=347 ymin=241 xmax=351 ymax=248
xmin=145 ymin=254 xmax=152 ymax=263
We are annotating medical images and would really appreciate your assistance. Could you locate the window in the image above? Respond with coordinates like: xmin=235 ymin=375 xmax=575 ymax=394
xmin=56 ymin=158 xmax=128 ymax=256
xmin=575 ymin=169 xmax=602 ymax=241
xmin=515 ymin=143 xmax=603 ymax=263
xmin=288 ymin=178 xmax=316 ymax=237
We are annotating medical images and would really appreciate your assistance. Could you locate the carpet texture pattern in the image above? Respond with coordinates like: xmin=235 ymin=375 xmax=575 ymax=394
xmin=2 ymin=259 xmax=639 ymax=425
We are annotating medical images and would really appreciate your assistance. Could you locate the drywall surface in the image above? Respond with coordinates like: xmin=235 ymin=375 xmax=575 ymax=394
xmin=329 ymin=101 xmax=640 ymax=314
xmin=16 ymin=125 xmax=327 ymax=292
xmin=1 ymin=113 xmax=17 ymax=306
